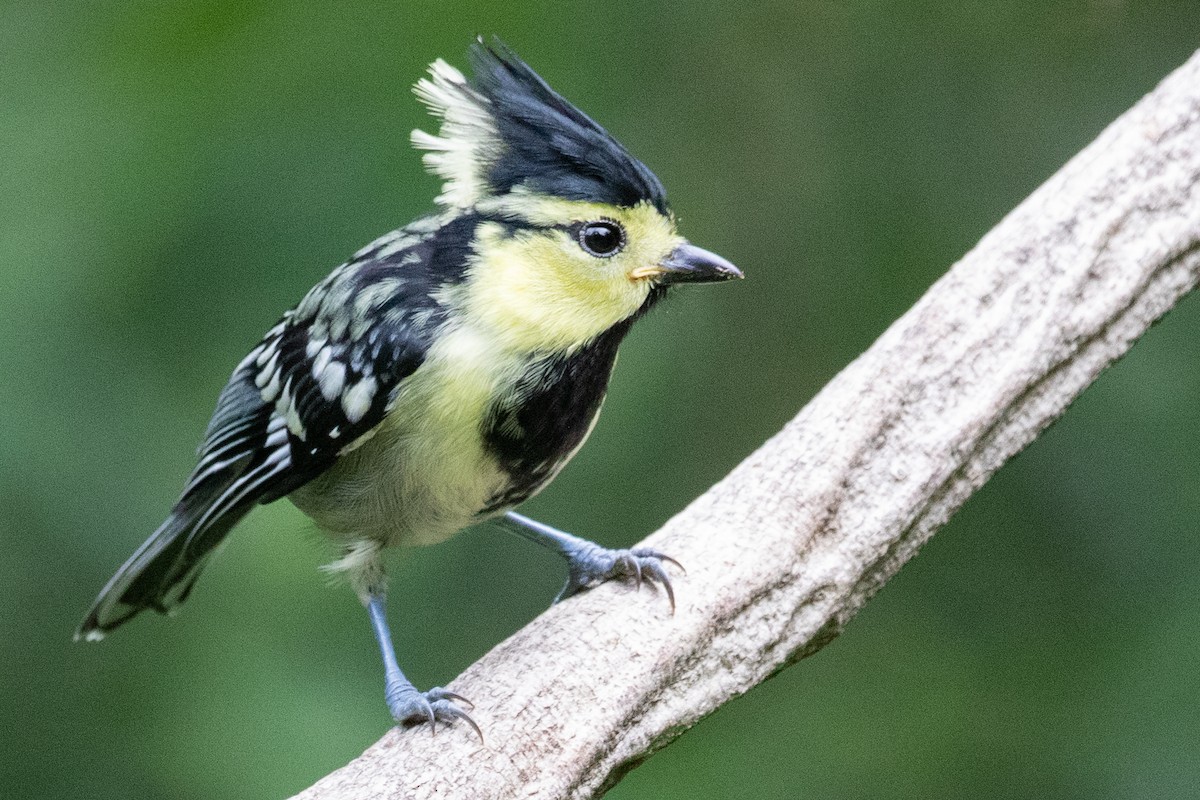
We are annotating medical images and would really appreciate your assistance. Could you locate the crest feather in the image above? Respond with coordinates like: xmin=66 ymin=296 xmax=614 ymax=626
xmin=411 ymin=58 xmax=499 ymax=208
xmin=411 ymin=39 xmax=667 ymax=213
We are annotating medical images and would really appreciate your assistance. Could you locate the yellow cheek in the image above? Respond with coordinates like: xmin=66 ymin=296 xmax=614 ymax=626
xmin=462 ymin=226 xmax=652 ymax=352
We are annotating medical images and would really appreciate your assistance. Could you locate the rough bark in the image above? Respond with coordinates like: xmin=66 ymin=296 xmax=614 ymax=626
xmin=293 ymin=50 xmax=1200 ymax=800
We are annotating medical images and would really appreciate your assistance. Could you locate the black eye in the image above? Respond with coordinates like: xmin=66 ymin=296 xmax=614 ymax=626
xmin=577 ymin=220 xmax=625 ymax=258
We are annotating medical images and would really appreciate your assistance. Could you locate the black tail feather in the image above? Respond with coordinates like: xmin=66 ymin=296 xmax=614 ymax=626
xmin=75 ymin=491 xmax=255 ymax=641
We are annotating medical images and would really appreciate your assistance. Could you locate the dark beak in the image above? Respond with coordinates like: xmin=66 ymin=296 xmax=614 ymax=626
xmin=653 ymin=243 xmax=743 ymax=285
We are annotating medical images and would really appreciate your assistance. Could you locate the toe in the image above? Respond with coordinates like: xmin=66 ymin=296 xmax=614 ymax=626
xmin=619 ymin=553 xmax=644 ymax=588
xmin=390 ymin=695 xmax=435 ymax=727
xmin=428 ymin=687 xmax=474 ymax=710
xmin=633 ymin=547 xmax=685 ymax=574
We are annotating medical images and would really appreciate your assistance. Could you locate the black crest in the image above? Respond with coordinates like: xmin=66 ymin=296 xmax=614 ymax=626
xmin=469 ymin=41 xmax=668 ymax=212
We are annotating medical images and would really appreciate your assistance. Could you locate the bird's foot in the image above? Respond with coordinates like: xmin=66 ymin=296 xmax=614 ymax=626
xmin=386 ymin=682 xmax=481 ymax=741
xmin=557 ymin=542 xmax=683 ymax=611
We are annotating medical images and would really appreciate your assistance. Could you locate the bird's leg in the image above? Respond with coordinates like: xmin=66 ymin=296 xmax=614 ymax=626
xmin=364 ymin=593 xmax=481 ymax=739
xmin=501 ymin=511 xmax=682 ymax=610
xmin=331 ymin=541 xmax=478 ymax=736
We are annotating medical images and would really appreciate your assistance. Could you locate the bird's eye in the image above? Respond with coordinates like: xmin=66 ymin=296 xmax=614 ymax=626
xmin=576 ymin=220 xmax=625 ymax=258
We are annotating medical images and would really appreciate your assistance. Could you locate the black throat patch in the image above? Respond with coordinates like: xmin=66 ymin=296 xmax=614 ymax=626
xmin=478 ymin=285 xmax=664 ymax=514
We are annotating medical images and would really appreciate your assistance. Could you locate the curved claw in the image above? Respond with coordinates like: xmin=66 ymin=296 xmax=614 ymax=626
xmin=627 ymin=555 xmax=644 ymax=589
xmin=433 ymin=700 xmax=484 ymax=743
xmin=640 ymin=558 xmax=676 ymax=613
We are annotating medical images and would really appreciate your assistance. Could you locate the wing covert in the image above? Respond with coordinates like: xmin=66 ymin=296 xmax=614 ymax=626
xmin=184 ymin=221 xmax=453 ymax=537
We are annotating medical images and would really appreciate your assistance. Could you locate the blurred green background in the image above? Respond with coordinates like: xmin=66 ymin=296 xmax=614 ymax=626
xmin=4 ymin=2 xmax=1200 ymax=798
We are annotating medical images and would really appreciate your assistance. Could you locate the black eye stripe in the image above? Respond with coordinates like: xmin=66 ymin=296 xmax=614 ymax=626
xmin=574 ymin=220 xmax=626 ymax=258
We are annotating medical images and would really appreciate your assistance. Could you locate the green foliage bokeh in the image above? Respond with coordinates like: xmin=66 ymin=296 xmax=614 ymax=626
xmin=4 ymin=2 xmax=1200 ymax=798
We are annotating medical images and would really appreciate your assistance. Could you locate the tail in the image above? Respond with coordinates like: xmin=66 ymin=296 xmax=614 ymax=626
xmin=75 ymin=492 xmax=254 ymax=641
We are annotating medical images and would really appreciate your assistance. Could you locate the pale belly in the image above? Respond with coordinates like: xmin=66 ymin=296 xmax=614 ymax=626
xmin=288 ymin=326 xmax=526 ymax=548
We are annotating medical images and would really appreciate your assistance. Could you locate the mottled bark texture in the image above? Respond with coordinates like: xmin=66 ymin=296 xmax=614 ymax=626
xmin=294 ymin=50 xmax=1200 ymax=800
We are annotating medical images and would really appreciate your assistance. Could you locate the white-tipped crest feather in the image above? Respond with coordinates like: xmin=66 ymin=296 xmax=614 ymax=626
xmin=411 ymin=59 xmax=498 ymax=208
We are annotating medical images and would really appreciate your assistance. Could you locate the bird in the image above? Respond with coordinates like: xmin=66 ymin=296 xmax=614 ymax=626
xmin=76 ymin=38 xmax=742 ymax=733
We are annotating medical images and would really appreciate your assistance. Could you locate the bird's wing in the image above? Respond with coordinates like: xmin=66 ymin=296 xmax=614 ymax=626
xmin=78 ymin=234 xmax=447 ymax=638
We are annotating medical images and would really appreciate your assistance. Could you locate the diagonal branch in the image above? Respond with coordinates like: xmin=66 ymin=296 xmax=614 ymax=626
xmin=293 ymin=50 xmax=1200 ymax=800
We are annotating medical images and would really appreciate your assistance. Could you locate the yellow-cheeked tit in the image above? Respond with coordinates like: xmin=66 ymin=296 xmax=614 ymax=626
xmin=77 ymin=39 xmax=741 ymax=732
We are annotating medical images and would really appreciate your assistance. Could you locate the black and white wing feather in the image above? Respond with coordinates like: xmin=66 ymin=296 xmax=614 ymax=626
xmin=77 ymin=226 xmax=447 ymax=639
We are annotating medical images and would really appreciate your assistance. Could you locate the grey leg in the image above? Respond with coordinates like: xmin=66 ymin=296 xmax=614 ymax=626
xmin=366 ymin=594 xmax=480 ymax=739
xmin=501 ymin=511 xmax=681 ymax=609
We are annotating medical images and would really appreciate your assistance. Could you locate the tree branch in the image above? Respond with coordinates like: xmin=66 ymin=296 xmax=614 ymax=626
xmin=293 ymin=50 xmax=1200 ymax=800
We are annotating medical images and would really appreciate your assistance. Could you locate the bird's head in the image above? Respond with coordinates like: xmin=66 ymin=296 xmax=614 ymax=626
xmin=413 ymin=40 xmax=741 ymax=352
